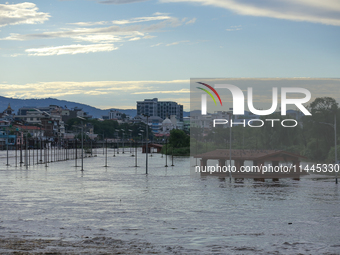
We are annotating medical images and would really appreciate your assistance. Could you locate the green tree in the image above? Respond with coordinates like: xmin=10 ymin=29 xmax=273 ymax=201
xmin=66 ymin=118 xmax=153 ymax=140
xmin=169 ymin=129 xmax=189 ymax=148
xmin=259 ymin=113 xmax=302 ymax=150
xmin=302 ymin=97 xmax=339 ymax=161
xmin=121 ymin=113 xmax=127 ymax=121
xmin=326 ymin=145 xmax=340 ymax=163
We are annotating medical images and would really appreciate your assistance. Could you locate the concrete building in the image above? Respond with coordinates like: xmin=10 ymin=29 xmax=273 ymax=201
xmin=109 ymin=110 xmax=122 ymax=120
xmin=0 ymin=131 xmax=16 ymax=147
xmin=15 ymin=106 xmax=65 ymax=137
xmin=17 ymin=125 xmax=44 ymax=138
xmin=137 ymin=98 xmax=158 ymax=117
xmin=137 ymin=98 xmax=183 ymax=122
xmin=190 ymin=112 xmax=214 ymax=130
xmin=61 ymin=107 xmax=87 ymax=123
xmin=15 ymin=109 xmax=48 ymax=125
xmin=0 ymin=120 xmax=10 ymax=128
xmin=133 ymin=115 xmax=163 ymax=133
xmin=183 ymin=116 xmax=190 ymax=133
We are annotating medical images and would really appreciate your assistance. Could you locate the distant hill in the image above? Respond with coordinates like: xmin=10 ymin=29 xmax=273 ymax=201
xmin=0 ymin=96 xmax=190 ymax=118
xmin=0 ymin=96 xmax=136 ymax=118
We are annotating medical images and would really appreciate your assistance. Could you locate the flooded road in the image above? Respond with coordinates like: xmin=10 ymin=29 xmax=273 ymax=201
xmin=0 ymin=149 xmax=339 ymax=254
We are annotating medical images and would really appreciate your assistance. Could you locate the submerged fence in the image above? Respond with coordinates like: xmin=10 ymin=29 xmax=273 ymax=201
xmin=0 ymin=140 xmax=174 ymax=170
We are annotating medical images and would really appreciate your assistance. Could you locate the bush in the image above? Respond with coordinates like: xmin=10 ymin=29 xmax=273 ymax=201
xmin=161 ymin=145 xmax=190 ymax=156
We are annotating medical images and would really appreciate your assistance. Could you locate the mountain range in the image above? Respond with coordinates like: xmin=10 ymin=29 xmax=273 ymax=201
xmin=0 ymin=96 xmax=189 ymax=118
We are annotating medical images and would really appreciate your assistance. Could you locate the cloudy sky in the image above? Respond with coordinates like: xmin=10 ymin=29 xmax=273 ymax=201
xmin=1 ymin=0 xmax=339 ymax=110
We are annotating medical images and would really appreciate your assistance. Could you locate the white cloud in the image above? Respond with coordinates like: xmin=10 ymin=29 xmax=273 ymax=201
xmin=166 ymin=40 xmax=189 ymax=46
xmin=25 ymin=44 xmax=117 ymax=56
xmin=143 ymin=35 xmax=156 ymax=39
xmin=69 ymin=21 xmax=108 ymax=26
xmin=186 ymin=18 xmax=196 ymax=24
xmin=111 ymin=15 xmax=173 ymax=25
xmin=10 ymin=53 xmax=23 ymax=57
xmin=84 ymin=90 xmax=109 ymax=95
xmin=68 ymin=14 xmax=173 ymax=27
xmin=153 ymin=12 xmax=170 ymax=16
xmin=71 ymin=34 xmax=123 ymax=43
xmin=128 ymin=37 xmax=141 ymax=41
xmin=132 ymin=88 xmax=189 ymax=94
xmin=1 ymin=14 xmax=185 ymax=43
xmin=0 ymin=2 xmax=50 ymax=27
xmin=1 ymin=26 xmax=145 ymax=42
xmin=151 ymin=42 xmax=163 ymax=47
xmin=98 ymin=0 xmax=148 ymax=4
xmin=0 ymin=80 xmax=189 ymax=99
xmin=160 ymin=0 xmax=340 ymax=26
xmin=226 ymin=25 xmax=242 ymax=31
xmin=1 ymin=12 xmax=191 ymax=56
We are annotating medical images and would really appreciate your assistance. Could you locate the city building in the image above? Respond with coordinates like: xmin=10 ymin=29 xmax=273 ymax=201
xmin=0 ymin=131 xmax=16 ymax=148
xmin=183 ymin=116 xmax=190 ymax=133
xmin=149 ymin=116 xmax=163 ymax=133
xmin=133 ymin=115 xmax=163 ymax=133
xmin=0 ymin=104 xmax=15 ymax=121
xmin=0 ymin=120 xmax=10 ymax=128
xmin=16 ymin=125 xmax=44 ymax=138
xmin=15 ymin=109 xmax=49 ymax=125
xmin=61 ymin=107 xmax=89 ymax=123
xmin=154 ymin=115 xmax=182 ymax=137
xmin=161 ymin=117 xmax=175 ymax=134
xmin=137 ymin=98 xmax=183 ymax=122
xmin=109 ymin=110 xmax=122 ymax=120
xmin=15 ymin=105 xmax=65 ymax=137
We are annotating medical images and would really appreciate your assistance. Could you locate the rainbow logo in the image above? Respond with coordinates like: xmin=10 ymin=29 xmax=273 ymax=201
xmin=196 ymin=82 xmax=223 ymax=106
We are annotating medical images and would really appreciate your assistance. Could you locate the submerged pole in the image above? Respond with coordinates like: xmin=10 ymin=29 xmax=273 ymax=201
xmin=81 ymin=124 xmax=84 ymax=171
xmin=165 ymin=138 xmax=168 ymax=167
xmin=104 ymin=138 xmax=108 ymax=167
xmin=171 ymin=146 xmax=174 ymax=166
xmin=335 ymin=113 xmax=338 ymax=184
xmin=6 ymin=129 xmax=9 ymax=166
xmin=145 ymin=116 xmax=149 ymax=174
xmin=135 ymin=142 xmax=138 ymax=167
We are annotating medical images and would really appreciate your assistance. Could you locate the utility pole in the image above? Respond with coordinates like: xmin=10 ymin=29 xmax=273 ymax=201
xmin=77 ymin=117 xmax=85 ymax=171
xmin=228 ymin=111 xmax=232 ymax=182
xmin=6 ymin=127 xmax=9 ymax=166
xmin=142 ymin=115 xmax=149 ymax=174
